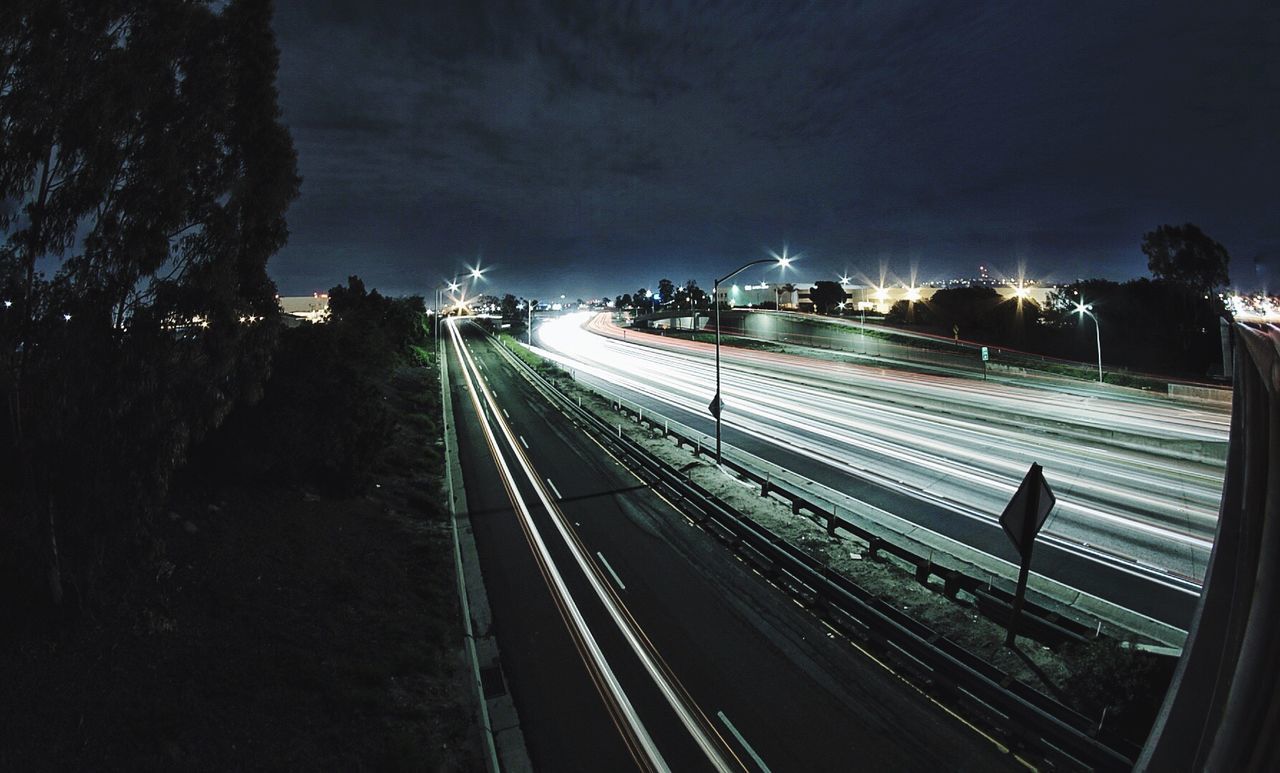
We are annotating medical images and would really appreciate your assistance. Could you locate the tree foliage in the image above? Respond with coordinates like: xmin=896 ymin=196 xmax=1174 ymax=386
xmin=657 ymin=278 xmax=675 ymax=307
xmin=808 ymin=281 xmax=848 ymax=314
xmin=1142 ymin=223 xmax=1230 ymax=292
xmin=674 ymin=280 xmax=709 ymax=310
xmin=194 ymin=277 xmax=428 ymax=494
xmin=1043 ymin=278 xmax=1224 ymax=375
xmin=500 ymin=293 xmax=518 ymax=319
xmin=0 ymin=0 xmax=299 ymax=611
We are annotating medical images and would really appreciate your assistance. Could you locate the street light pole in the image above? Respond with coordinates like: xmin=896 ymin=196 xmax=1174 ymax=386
xmin=711 ymin=251 xmax=793 ymax=463
xmin=1075 ymin=302 xmax=1103 ymax=383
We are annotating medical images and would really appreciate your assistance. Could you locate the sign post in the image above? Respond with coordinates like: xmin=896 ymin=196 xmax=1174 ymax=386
xmin=999 ymin=462 xmax=1056 ymax=646
xmin=981 ymin=345 xmax=989 ymax=380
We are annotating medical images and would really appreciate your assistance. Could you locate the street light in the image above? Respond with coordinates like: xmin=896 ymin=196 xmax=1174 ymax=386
xmin=712 ymin=247 xmax=794 ymax=463
xmin=433 ymin=278 xmax=461 ymax=342
xmin=1074 ymin=301 xmax=1103 ymax=383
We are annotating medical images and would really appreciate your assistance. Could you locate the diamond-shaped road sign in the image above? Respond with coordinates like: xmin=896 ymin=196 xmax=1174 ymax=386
xmin=708 ymin=392 xmax=723 ymax=419
xmin=999 ymin=463 xmax=1056 ymax=560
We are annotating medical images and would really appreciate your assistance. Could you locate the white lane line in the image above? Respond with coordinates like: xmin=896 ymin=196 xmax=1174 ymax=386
xmin=464 ymin=325 xmax=733 ymax=771
xmin=546 ymin=478 xmax=563 ymax=500
xmin=597 ymin=552 xmax=626 ymax=590
xmin=716 ymin=711 xmax=771 ymax=773
xmin=503 ymin=408 xmax=510 ymax=418
xmin=446 ymin=320 xmax=668 ymax=768
xmin=519 ymin=435 xmax=529 ymax=449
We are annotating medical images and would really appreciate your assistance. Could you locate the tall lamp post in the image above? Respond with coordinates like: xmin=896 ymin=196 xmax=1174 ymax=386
xmin=1074 ymin=301 xmax=1103 ymax=383
xmin=712 ymin=249 xmax=793 ymax=463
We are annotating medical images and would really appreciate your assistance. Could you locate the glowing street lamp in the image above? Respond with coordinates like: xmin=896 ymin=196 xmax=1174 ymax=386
xmin=711 ymin=246 xmax=795 ymax=463
xmin=1074 ymin=301 xmax=1103 ymax=383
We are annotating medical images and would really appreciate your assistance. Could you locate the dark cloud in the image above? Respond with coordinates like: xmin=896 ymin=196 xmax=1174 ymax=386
xmin=268 ymin=0 xmax=1279 ymax=297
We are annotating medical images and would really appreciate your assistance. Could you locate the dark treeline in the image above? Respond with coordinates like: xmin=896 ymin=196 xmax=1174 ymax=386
xmin=1 ymin=1 xmax=299 ymax=617
xmin=191 ymin=277 xmax=429 ymax=493
xmin=886 ymin=280 xmax=1227 ymax=378
xmin=884 ymin=224 xmax=1233 ymax=378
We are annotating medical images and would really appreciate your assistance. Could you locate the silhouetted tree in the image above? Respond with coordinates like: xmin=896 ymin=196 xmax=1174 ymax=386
xmin=0 ymin=0 xmax=299 ymax=611
xmin=1045 ymin=278 xmax=1223 ymax=376
xmin=1142 ymin=223 xmax=1230 ymax=293
xmin=682 ymin=280 xmax=709 ymax=309
xmin=657 ymin=278 xmax=675 ymax=308
xmin=195 ymin=276 xmax=425 ymax=493
xmin=809 ymin=281 xmax=849 ymax=314
xmin=500 ymin=293 xmax=518 ymax=319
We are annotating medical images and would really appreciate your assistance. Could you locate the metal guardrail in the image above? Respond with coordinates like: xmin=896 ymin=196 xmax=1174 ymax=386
xmin=488 ymin=332 xmax=1138 ymax=770
xmin=533 ymin=345 xmax=1099 ymax=646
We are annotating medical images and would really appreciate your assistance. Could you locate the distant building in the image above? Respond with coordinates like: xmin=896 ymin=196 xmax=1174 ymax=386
xmin=278 ymin=293 xmax=329 ymax=325
xmin=716 ymin=280 xmax=1054 ymax=314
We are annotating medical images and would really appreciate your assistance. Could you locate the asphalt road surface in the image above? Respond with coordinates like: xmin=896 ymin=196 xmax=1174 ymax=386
xmin=529 ymin=313 xmax=1230 ymax=630
xmin=445 ymin=319 xmax=1020 ymax=772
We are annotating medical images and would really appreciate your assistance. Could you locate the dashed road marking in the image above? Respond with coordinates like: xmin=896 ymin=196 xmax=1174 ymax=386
xmin=597 ymin=552 xmax=626 ymax=591
xmin=716 ymin=711 xmax=771 ymax=773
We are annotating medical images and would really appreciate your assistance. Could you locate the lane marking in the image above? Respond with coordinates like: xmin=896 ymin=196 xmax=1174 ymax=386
xmin=460 ymin=324 xmax=738 ymax=772
xmin=492 ymin=325 xmax=1023 ymax=765
xmin=519 ymin=435 xmax=529 ymax=449
xmin=503 ymin=408 xmax=510 ymax=418
xmin=716 ymin=711 xmax=771 ymax=773
xmin=546 ymin=478 xmax=563 ymax=500
xmin=446 ymin=320 xmax=666 ymax=770
xmin=597 ymin=552 xmax=627 ymax=590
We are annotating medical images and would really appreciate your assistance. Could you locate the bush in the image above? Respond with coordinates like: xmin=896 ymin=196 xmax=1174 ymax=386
xmin=191 ymin=278 xmax=429 ymax=493
xmin=1063 ymin=641 xmax=1176 ymax=744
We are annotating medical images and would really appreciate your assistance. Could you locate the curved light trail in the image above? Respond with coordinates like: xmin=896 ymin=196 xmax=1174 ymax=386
xmin=535 ymin=313 xmax=1229 ymax=584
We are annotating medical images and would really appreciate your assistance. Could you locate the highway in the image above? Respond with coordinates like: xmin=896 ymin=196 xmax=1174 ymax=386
xmin=530 ymin=313 xmax=1231 ymax=630
xmin=444 ymin=319 xmax=1020 ymax=771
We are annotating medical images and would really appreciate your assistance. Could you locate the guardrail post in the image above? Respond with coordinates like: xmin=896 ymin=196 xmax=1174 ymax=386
xmin=791 ymin=498 xmax=802 ymax=515
xmin=915 ymin=560 xmax=932 ymax=586
xmin=761 ymin=473 xmax=770 ymax=497
xmin=694 ymin=438 xmax=701 ymax=456
xmin=827 ymin=505 xmax=837 ymax=537
xmin=943 ymin=571 xmax=961 ymax=598
xmin=617 ymin=424 xmax=622 ymax=438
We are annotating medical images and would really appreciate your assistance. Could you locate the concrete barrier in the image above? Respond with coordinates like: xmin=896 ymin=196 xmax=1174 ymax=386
xmin=1168 ymin=383 xmax=1232 ymax=403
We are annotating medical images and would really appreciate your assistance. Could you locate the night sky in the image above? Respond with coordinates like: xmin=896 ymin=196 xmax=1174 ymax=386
xmin=269 ymin=1 xmax=1278 ymax=299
